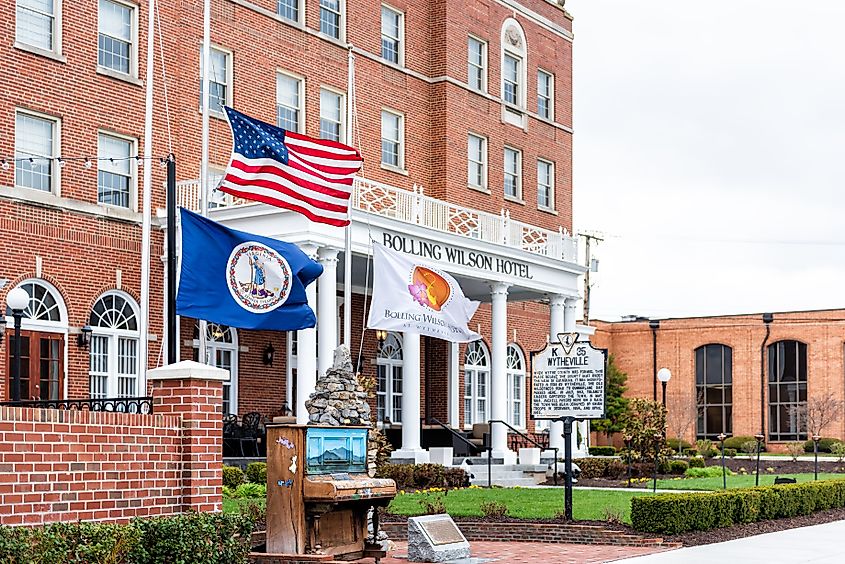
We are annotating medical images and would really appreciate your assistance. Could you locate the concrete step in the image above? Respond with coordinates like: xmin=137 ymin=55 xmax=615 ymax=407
xmin=468 ymin=470 xmax=527 ymax=480
xmin=469 ymin=476 xmax=539 ymax=487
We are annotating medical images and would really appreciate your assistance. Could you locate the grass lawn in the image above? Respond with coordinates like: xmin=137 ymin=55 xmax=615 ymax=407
xmin=223 ymin=497 xmax=265 ymax=514
xmin=387 ymin=488 xmax=650 ymax=524
xmin=654 ymin=473 xmax=845 ymax=491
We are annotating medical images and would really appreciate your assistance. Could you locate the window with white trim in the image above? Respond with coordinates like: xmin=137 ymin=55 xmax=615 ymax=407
xmin=7 ymin=280 xmax=63 ymax=322
xmin=504 ymin=146 xmax=522 ymax=199
xmin=193 ymin=323 xmax=238 ymax=415
xmin=506 ymin=344 xmax=526 ymax=428
xmin=97 ymin=133 xmax=135 ymax=208
xmin=16 ymin=0 xmax=57 ymax=52
xmin=381 ymin=109 xmax=404 ymax=169
xmin=88 ymin=292 xmax=139 ymax=399
xmin=199 ymin=46 xmax=231 ymax=115
xmin=277 ymin=0 xmax=299 ymax=22
xmin=503 ymin=54 xmax=520 ymax=106
xmin=467 ymin=133 xmax=487 ymax=189
xmin=15 ymin=110 xmax=59 ymax=193
xmin=537 ymin=159 xmax=554 ymax=210
xmin=319 ymin=88 xmax=344 ymax=142
xmin=98 ymin=0 xmax=135 ymax=76
xmin=381 ymin=5 xmax=403 ymax=65
xmin=537 ymin=69 xmax=554 ymax=120
xmin=467 ymin=36 xmax=487 ymax=92
xmin=501 ymin=19 xmax=527 ymax=125
xmin=464 ymin=341 xmax=489 ymax=427
xmin=320 ymin=0 xmax=342 ymax=39
xmin=376 ymin=332 xmax=403 ymax=424
xmin=276 ymin=73 xmax=304 ymax=133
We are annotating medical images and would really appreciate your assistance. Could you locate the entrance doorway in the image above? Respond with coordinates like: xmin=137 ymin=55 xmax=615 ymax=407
xmin=6 ymin=331 xmax=64 ymax=401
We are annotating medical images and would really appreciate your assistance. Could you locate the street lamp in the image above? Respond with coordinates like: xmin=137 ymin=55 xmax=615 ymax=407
xmin=657 ymin=368 xmax=672 ymax=407
xmin=652 ymin=432 xmax=663 ymax=493
xmin=649 ymin=320 xmax=659 ymax=402
xmin=754 ymin=433 xmax=765 ymax=486
xmin=717 ymin=432 xmax=727 ymax=490
xmin=760 ymin=313 xmax=773 ymax=446
xmin=5 ymin=287 xmax=29 ymax=402
xmin=813 ymin=434 xmax=821 ymax=481
xmin=623 ymin=434 xmax=633 ymax=488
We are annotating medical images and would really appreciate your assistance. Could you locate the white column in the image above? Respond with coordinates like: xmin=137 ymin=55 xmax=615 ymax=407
xmin=548 ymin=295 xmax=567 ymax=454
xmin=490 ymin=282 xmax=513 ymax=461
xmin=393 ymin=331 xmax=426 ymax=461
xmin=296 ymin=244 xmax=319 ymax=425
xmin=564 ymin=297 xmax=588 ymax=456
xmin=317 ymin=247 xmax=339 ymax=377
xmin=447 ymin=342 xmax=460 ymax=426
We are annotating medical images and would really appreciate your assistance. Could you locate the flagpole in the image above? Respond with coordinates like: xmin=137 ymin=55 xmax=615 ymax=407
xmin=198 ymin=0 xmax=211 ymax=362
xmin=343 ymin=45 xmax=355 ymax=346
xmin=139 ymin=0 xmax=156 ymax=385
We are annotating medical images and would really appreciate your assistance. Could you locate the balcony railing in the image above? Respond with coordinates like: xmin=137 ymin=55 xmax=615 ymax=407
xmin=0 ymin=396 xmax=154 ymax=413
xmin=176 ymin=177 xmax=577 ymax=263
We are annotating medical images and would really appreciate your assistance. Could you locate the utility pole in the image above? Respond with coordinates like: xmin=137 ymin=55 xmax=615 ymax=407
xmin=578 ymin=232 xmax=603 ymax=325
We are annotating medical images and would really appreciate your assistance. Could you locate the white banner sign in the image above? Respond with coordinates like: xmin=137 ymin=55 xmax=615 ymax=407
xmin=367 ymin=243 xmax=481 ymax=343
xmin=531 ymin=339 xmax=607 ymax=420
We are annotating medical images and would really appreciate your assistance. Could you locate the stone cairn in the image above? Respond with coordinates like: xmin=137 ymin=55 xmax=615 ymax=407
xmin=305 ymin=345 xmax=372 ymax=426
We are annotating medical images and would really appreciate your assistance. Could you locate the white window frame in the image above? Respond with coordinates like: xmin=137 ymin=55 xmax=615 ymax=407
xmin=14 ymin=108 xmax=61 ymax=196
xmin=319 ymin=0 xmax=345 ymax=41
xmin=380 ymin=4 xmax=404 ymax=66
xmin=277 ymin=0 xmax=303 ymax=25
xmin=97 ymin=131 xmax=137 ymax=211
xmin=193 ymin=323 xmax=239 ymax=415
xmin=376 ymin=332 xmax=403 ymax=425
xmin=537 ymin=69 xmax=554 ymax=120
xmin=380 ymin=108 xmax=405 ymax=171
xmin=319 ymin=87 xmax=345 ymax=142
xmin=504 ymin=146 xmax=522 ymax=201
xmin=537 ymin=158 xmax=555 ymax=211
xmin=467 ymin=35 xmax=487 ymax=92
xmin=467 ymin=132 xmax=488 ymax=191
xmin=88 ymin=291 xmax=140 ymax=399
xmin=276 ymin=71 xmax=306 ymax=133
xmin=500 ymin=18 xmax=528 ymax=128
xmin=199 ymin=44 xmax=233 ymax=117
xmin=97 ymin=0 xmax=138 ymax=79
xmin=15 ymin=0 xmax=63 ymax=57
xmin=506 ymin=344 xmax=526 ymax=429
xmin=463 ymin=341 xmax=490 ymax=428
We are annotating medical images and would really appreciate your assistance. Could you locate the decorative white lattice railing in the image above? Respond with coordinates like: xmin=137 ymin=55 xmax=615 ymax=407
xmin=176 ymin=177 xmax=578 ymax=263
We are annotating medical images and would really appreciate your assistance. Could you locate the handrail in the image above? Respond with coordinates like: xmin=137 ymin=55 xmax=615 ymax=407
xmin=488 ymin=418 xmax=560 ymax=486
xmin=428 ymin=417 xmax=483 ymax=454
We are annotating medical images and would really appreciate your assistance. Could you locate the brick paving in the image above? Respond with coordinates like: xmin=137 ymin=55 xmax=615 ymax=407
xmin=371 ymin=540 xmax=673 ymax=563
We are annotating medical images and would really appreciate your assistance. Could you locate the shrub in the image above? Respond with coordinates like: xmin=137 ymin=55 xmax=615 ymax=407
xmin=480 ymin=501 xmax=508 ymax=518
xmin=419 ymin=495 xmax=446 ymax=515
xmin=803 ymin=437 xmax=842 ymax=453
xmin=222 ymin=485 xmax=235 ymax=498
xmin=786 ymin=442 xmax=805 ymax=462
xmin=574 ymin=457 xmax=626 ymax=479
xmin=667 ymin=438 xmax=692 ymax=453
xmin=376 ymin=463 xmax=468 ymax=490
xmin=688 ymin=457 xmax=705 ymax=468
xmin=413 ymin=464 xmax=447 ymax=489
xmin=742 ymin=440 xmax=760 ymax=459
xmin=669 ymin=460 xmax=689 ymax=474
xmin=223 ymin=465 xmax=245 ymax=488
xmin=233 ymin=482 xmax=266 ymax=499
xmin=683 ymin=448 xmax=699 ymax=457
xmin=631 ymin=479 xmax=845 ymax=534
xmin=831 ymin=442 xmax=845 ymax=463
xmin=685 ymin=466 xmax=732 ymax=478
xmin=695 ymin=439 xmax=714 ymax=458
xmin=443 ymin=467 xmax=470 ymax=488
xmin=376 ymin=464 xmax=415 ymax=489
xmin=588 ymin=446 xmax=617 ymax=456
xmin=723 ymin=448 xmax=737 ymax=458
xmin=245 ymin=462 xmax=267 ymax=484
xmin=723 ymin=435 xmax=766 ymax=452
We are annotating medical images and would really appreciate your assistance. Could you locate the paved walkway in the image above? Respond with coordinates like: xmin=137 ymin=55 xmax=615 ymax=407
xmin=376 ymin=541 xmax=669 ymax=563
xmin=618 ymin=520 xmax=845 ymax=563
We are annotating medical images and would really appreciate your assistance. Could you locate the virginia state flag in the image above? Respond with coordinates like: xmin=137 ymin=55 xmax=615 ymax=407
xmin=176 ymin=208 xmax=322 ymax=330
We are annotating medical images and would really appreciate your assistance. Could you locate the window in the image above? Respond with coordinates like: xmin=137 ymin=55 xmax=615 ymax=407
xmin=506 ymin=344 xmax=525 ymax=428
xmin=6 ymin=280 xmax=63 ymax=322
xmin=463 ymin=341 xmax=489 ymax=427
xmin=376 ymin=332 xmax=403 ymax=424
xmin=501 ymin=19 xmax=527 ymax=126
xmin=319 ymin=89 xmax=344 ymax=142
xmin=467 ymin=133 xmax=487 ymax=189
xmin=537 ymin=159 xmax=554 ymax=209
xmin=199 ymin=46 xmax=230 ymax=114
xmin=768 ymin=340 xmax=808 ymax=441
xmin=467 ymin=36 xmax=487 ymax=91
xmin=276 ymin=73 xmax=303 ymax=133
xmin=16 ymin=0 xmax=57 ymax=52
xmin=98 ymin=133 xmax=134 ymax=208
xmin=537 ymin=70 xmax=553 ymax=119
xmin=98 ymin=0 xmax=134 ymax=76
xmin=15 ymin=111 xmax=58 ymax=193
xmin=381 ymin=109 xmax=403 ymax=169
xmin=277 ymin=0 xmax=299 ymax=22
xmin=504 ymin=147 xmax=522 ymax=199
xmin=193 ymin=323 xmax=238 ymax=415
xmin=503 ymin=54 xmax=520 ymax=106
xmin=695 ymin=344 xmax=732 ymax=439
xmin=381 ymin=5 xmax=403 ymax=65
xmin=89 ymin=292 xmax=139 ymax=399
xmin=320 ymin=0 xmax=342 ymax=39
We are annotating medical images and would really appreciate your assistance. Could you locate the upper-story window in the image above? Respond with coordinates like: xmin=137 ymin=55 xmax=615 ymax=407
xmin=320 ymin=88 xmax=344 ymax=142
xmin=278 ymin=0 xmax=299 ymax=23
xmin=98 ymin=132 xmax=135 ymax=209
xmin=15 ymin=110 xmax=59 ymax=193
xmin=199 ymin=46 xmax=231 ymax=115
xmin=467 ymin=36 xmax=487 ymax=92
xmin=537 ymin=159 xmax=554 ymax=210
xmin=276 ymin=72 xmax=304 ymax=133
xmin=504 ymin=146 xmax=522 ymax=200
xmin=381 ymin=109 xmax=404 ymax=169
xmin=467 ymin=133 xmax=487 ymax=190
xmin=16 ymin=0 xmax=58 ymax=53
xmin=537 ymin=69 xmax=554 ymax=120
xmin=501 ymin=19 xmax=527 ymax=127
xmin=98 ymin=0 xmax=135 ymax=77
xmin=320 ymin=0 xmax=343 ymax=40
xmin=381 ymin=5 xmax=403 ymax=65
xmin=503 ymin=54 xmax=520 ymax=106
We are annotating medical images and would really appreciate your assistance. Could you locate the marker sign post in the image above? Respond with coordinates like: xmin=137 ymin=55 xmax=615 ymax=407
xmin=531 ymin=335 xmax=607 ymax=520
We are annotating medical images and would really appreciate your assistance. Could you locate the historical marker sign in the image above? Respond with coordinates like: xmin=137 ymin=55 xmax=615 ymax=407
xmin=531 ymin=337 xmax=607 ymax=420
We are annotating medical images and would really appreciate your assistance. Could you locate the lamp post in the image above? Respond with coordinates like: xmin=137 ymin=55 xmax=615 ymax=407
xmin=717 ymin=432 xmax=727 ymax=490
xmin=649 ymin=320 xmax=659 ymax=402
xmin=813 ymin=434 xmax=821 ymax=481
xmin=760 ymin=313 xmax=773 ymax=448
xmin=754 ymin=433 xmax=765 ymax=486
xmin=624 ymin=434 xmax=633 ymax=488
xmin=652 ymin=432 xmax=663 ymax=493
xmin=657 ymin=368 xmax=671 ymax=407
xmin=5 ymin=287 xmax=29 ymax=402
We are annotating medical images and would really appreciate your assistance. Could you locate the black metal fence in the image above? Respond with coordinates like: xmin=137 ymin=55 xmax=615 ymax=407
xmin=0 ymin=397 xmax=154 ymax=414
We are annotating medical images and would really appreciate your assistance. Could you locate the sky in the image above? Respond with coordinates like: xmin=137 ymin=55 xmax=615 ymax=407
xmin=569 ymin=1 xmax=845 ymax=321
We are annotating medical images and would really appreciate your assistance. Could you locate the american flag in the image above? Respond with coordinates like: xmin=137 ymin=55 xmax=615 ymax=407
xmin=219 ymin=106 xmax=363 ymax=227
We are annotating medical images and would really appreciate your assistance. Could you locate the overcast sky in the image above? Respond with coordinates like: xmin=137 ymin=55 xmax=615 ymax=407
xmin=570 ymin=1 xmax=845 ymax=320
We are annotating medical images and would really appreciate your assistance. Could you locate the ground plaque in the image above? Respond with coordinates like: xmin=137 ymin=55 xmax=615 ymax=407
xmin=408 ymin=514 xmax=470 ymax=562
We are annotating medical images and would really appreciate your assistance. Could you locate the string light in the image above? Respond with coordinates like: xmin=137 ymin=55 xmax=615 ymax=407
xmin=83 ymin=158 xmax=92 ymax=169
xmin=1 ymin=160 xmax=9 ymax=171
xmin=57 ymin=158 xmax=65 ymax=168
xmin=159 ymin=157 xmax=167 ymax=168
xmin=0 ymin=155 xmax=170 ymax=169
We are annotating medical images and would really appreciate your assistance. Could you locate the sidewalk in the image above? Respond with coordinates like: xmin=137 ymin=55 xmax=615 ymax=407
xmin=616 ymin=520 xmax=845 ymax=563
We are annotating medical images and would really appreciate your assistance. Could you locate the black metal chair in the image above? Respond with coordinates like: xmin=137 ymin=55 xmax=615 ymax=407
xmin=222 ymin=414 xmax=242 ymax=457
xmin=240 ymin=411 xmax=263 ymax=457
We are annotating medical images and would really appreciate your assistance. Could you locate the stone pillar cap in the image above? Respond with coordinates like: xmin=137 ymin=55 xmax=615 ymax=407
xmin=147 ymin=360 xmax=230 ymax=382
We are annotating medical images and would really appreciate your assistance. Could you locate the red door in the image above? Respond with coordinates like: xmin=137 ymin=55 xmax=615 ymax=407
xmin=6 ymin=331 xmax=64 ymax=400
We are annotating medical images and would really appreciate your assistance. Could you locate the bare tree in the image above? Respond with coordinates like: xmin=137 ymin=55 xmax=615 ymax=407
xmin=789 ymin=395 xmax=845 ymax=438
xmin=666 ymin=389 xmax=701 ymax=453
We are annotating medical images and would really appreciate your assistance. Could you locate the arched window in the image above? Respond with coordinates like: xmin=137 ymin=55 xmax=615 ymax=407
xmin=695 ymin=344 xmax=732 ymax=439
xmin=500 ymin=18 xmax=527 ymax=127
xmin=193 ymin=322 xmax=238 ymax=414
xmin=506 ymin=344 xmax=526 ymax=428
xmin=464 ymin=340 xmax=489 ymax=427
xmin=6 ymin=279 xmax=67 ymax=325
xmin=89 ymin=292 xmax=140 ymax=399
xmin=768 ymin=340 xmax=807 ymax=441
xmin=376 ymin=332 xmax=403 ymax=424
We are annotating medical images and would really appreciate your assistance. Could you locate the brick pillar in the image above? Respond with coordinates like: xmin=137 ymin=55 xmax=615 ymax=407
xmin=148 ymin=360 xmax=229 ymax=513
